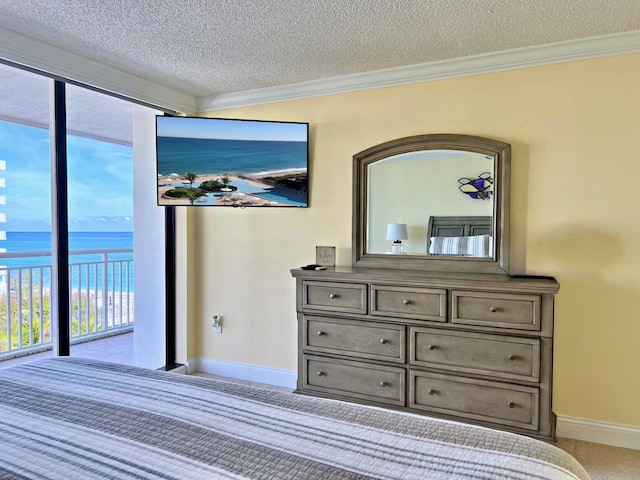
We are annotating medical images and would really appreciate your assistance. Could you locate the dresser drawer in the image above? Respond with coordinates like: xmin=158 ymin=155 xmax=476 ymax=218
xmin=409 ymin=370 xmax=539 ymax=430
xmin=452 ymin=291 xmax=541 ymax=331
xmin=304 ymin=356 xmax=405 ymax=406
xmin=302 ymin=281 xmax=367 ymax=314
xmin=304 ymin=316 xmax=405 ymax=363
xmin=371 ymin=285 xmax=447 ymax=321
xmin=410 ymin=327 xmax=540 ymax=382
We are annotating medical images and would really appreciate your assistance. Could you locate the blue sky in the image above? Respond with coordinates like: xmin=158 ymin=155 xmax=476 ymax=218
xmin=0 ymin=120 xmax=133 ymax=232
xmin=157 ymin=116 xmax=308 ymax=142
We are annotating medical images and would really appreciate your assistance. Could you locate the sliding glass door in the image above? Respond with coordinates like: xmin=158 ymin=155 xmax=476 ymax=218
xmin=0 ymin=62 xmax=168 ymax=368
xmin=65 ymin=84 xmax=136 ymax=363
xmin=65 ymin=84 xmax=168 ymax=368
xmin=0 ymin=63 xmax=53 ymax=361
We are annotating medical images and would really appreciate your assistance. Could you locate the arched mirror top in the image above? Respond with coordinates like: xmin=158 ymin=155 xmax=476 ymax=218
xmin=352 ymin=134 xmax=511 ymax=274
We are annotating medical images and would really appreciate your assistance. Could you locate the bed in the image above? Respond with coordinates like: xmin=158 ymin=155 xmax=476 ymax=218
xmin=427 ymin=216 xmax=493 ymax=256
xmin=0 ymin=357 xmax=590 ymax=480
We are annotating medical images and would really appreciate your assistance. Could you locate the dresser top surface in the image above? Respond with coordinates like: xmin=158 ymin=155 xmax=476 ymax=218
xmin=291 ymin=267 xmax=559 ymax=294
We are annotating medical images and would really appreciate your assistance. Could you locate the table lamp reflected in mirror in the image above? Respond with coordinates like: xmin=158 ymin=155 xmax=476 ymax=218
xmin=386 ymin=223 xmax=408 ymax=254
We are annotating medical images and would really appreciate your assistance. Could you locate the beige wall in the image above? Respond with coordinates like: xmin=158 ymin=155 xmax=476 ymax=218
xmin=179 ymin=53 xmax=640 ymax=428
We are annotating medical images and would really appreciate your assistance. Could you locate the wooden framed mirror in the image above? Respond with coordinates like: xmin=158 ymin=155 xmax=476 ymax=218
xmin=352 ymin=134 xmax=510 ymax=274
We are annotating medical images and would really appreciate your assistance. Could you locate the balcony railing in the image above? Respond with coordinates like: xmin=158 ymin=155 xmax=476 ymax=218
xmin=0 ymin=248 xmax=134 ymax=360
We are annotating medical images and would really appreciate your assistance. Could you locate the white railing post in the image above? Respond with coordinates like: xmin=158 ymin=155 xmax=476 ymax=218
xmin=101 ymin=252 xmax=108 ymax=332
xmin=17 ymin=269 xmax=22 ymax=350
xmin=0 ymin=247 xmax=133 ymax=360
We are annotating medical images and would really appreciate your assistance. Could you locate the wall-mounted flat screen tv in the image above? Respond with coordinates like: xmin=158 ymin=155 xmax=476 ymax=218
xmin=156 ymin=116 xmax=309 ymax=207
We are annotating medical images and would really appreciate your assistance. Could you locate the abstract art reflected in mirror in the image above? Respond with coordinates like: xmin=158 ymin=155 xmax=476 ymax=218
xmin=353 ymin=134 xmax=510 ymax=274
xmin=367 ymin=150 xmax=494 ymax=255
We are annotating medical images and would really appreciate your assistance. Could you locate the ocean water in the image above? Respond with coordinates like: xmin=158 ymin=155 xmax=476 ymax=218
xmin=3 ymin=232 xmax=133 ymax=255
xmin=156 ymin=137 xmax=307 ymax=176
xmin=0 ymin=232 xmax=134 ymax=290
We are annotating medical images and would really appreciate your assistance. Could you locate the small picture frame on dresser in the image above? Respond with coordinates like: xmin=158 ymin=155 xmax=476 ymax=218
xmin=315 ymin=246 xmax=336 ymax=267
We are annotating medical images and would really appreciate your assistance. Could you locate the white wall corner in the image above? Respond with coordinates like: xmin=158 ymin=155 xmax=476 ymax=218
xmin=556 ymin=415 xmax=640 ymax=450
xmin=132 ymin=107 xmax=168 ymax=370
xmin=187 ymin=357 xmax=297 ymax=390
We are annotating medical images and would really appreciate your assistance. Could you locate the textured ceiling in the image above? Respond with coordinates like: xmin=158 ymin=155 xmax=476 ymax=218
xmin=1 ymin=0 xmax=640 ymax=99
xmin=0 ymin=61 xmax=148 ymax=146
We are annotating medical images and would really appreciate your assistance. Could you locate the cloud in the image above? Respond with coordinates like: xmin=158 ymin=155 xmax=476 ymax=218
xmin=1 ymin=122 xmax=134 ymax=229
xmin=68 ymin=215 xmax=133 ymax=232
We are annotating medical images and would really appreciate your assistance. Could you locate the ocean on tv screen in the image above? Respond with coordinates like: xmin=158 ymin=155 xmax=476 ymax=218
xmin=157 ymin=137 xmax=308 ymax=207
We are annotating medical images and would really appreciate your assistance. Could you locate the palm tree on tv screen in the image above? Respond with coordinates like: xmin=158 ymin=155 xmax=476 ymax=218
xmin=183 ymin=187 xmax=206 ymax=205
xmin=183 ymin=172 xmax=197 ymax=188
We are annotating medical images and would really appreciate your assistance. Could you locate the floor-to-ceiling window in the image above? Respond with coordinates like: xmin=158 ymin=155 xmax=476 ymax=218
xmin=65 ymin=84 xmax=136 ymax=361
xmin=0 ymin=63 xmax=53 ymax=360
xmin=0 ymin=62 xmax=168 ymax=368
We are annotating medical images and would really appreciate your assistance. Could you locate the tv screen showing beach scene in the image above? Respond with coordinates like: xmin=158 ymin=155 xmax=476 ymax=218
xmin=156 ymin=116 xmax=309 ymax=207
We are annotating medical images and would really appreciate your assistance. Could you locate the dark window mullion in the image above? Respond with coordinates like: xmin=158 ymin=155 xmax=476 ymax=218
xmin=165 ymin=207 xmax=176 ymax=367
xmin=50 ymin=80 xmax=70 ymax=356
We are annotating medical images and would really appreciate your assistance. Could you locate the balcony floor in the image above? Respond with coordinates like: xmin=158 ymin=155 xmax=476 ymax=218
xmin=0 ymin=332 xmax=133 ymax=369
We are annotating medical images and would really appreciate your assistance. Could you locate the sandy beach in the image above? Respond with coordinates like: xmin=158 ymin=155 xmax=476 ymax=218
xmin=157 ymin=169 xmax=306 ymax=206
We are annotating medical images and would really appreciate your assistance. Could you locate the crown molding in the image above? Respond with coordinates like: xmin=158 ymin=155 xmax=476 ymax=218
xmin=3 ymin=25 xmax=639 ymax=115
xmin=198 ymin=29 xmax=640 ymax=113
xmin=0 ymin=27 xmax=197 ymax=115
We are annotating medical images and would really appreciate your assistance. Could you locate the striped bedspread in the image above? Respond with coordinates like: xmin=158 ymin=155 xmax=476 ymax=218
xmin=0 ymin=358 xmax=590 ymax=480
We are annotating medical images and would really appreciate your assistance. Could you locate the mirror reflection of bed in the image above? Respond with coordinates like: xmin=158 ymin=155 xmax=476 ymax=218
xmin=427 ymin=215 xmax=493 ymax=257
xmin=355 ymin=134 xmax=509 ymax=273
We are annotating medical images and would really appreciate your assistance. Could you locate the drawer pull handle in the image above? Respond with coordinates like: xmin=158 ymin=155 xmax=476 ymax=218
xmin=329 ymin=293 xmax=339 ymax=299
xmin=316 ymin=331 xmax=325 ymax=336
xmin=508 ymin=354 xmax=517 ymax=361
xmin=403 ymin=299 xmax=411 ymax=305
xmin=428 ymin=389 xmax=437 ymax=395
xmin=380 ymin=381 xmax=388 ymax=387
xmin=489 ymin=306 xmax=499 ymax=312
xmin=427 ymin=344 xmax=437 ymax=350
xmin=508 ymin=402 xmax=516 ymax=408
xmin=316 ymin=371 xmax=325 ymax=377
xmin=380 ymin=338 xmax=388 ymax=344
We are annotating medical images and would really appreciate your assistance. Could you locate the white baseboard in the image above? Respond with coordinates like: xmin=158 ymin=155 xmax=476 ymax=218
xmin=557 ymin=415 xmax=640 ymax=450
xmin=188 ymin=357 xmax=297 ymax=389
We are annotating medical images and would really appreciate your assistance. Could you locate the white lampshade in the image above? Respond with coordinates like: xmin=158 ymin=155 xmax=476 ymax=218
xmin=386 ymin=223 xmax=408 ymax=241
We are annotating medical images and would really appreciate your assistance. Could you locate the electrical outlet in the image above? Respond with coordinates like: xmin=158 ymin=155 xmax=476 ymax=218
xmin=212 ymin=314 xmax=222 ymax=334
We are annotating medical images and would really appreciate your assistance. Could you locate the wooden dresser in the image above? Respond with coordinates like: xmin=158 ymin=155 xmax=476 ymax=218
xmin=291 ymin=267 xmax=560 ymax=442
